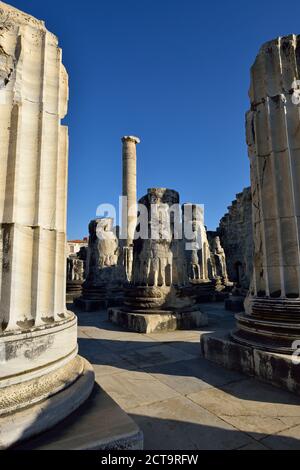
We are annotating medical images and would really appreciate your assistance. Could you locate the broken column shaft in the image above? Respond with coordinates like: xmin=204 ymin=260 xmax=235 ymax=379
xmin=232 ymin=35 xmax=300 ymax=353
xmin=0 ymin=2 xmax=94 ymax=448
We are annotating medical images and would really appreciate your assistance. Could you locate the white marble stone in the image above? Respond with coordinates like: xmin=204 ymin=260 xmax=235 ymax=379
xmin=0 ymin=1 xmax=94 ymax=448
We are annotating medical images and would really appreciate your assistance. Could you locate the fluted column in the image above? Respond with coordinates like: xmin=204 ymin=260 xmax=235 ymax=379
xmin=233 ymin=35 xmax=300 ymax=353
xmin=0 ymin=5 xmax=69 ymax=329
xmin=0 ymin=2 xmax=94 ymax=449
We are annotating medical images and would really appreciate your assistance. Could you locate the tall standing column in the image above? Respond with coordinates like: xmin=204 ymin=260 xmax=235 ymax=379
xmin=122 ymin=135 xmax=140 ymax=245
xmin=0 ymin=2 xmax=94 ymax=449
xmin=232 ymin=35 xmax=300 ymax=353
xmin=122 ymin=136 xmax=140 ymax=280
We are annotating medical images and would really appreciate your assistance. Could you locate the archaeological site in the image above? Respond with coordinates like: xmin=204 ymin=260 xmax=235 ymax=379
xmin=2 ymin=0 xmax=300 ymax=457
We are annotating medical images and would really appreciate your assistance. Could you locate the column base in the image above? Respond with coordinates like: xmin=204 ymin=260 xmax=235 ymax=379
xmin=225 ymin=296 xmax=245 ymax=312
xmin=233 ymin=297 xmax=300 ymax=354
xmin=106 ymin=287 xmax=125 ymax=308
xmin=75 ymin=298 xmax=107 ymax=312
xmin=189 ymin=280 xmax=216 ymax=303
xmin=201 ymin=330 xmax=300 ymax=396
xmin=108 ymin=307 xmax=208 ymax=334
xmin=66 ymin=281 xmax=83 ymax=303
xmin=0 ymin=355 xmax=94 ymax=449
xmin=75 ymin=285 xmax=107 ymax=312
xmin=14 ymin=384 xmax=143 ymax=450
xmin=66 ymin=293 xmax=82 ymax=304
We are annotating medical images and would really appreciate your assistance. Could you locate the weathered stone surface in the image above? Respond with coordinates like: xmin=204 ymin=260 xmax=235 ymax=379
xmin=182 ymin=204 xmax=219 ymax=302
xmin=206 ymin=231 xmax=233 ymax=301
xmin=232 ymin=35 xmax=300 ymax=353
xmin=0 ymin=356 xmax=94 ymax=449
xmin=217 ymin=187 xmax=253 ymax=290
xmin=188 ymin=378 xmax=300 ymax=440
xmin=110 ymin=188 xmax=209 ymax=332
xmin=224 ymin=295 xmax=245 ymax=313
xmin=0 ymin=1 xmax=94 ymax=449
xmin=209 ymin=235 xmax=230 ymax=285
xmin=183 ymin=205 xmax=204 ymax=280
xmin=108 ymin=307 xmax=208 ymax=334
xmin=134 ymin=188 xmax=182 ymax=286
xmin=76 ymin=303 xmax=300 ymax=450
xmin=201 ymin=330 xmax=300 ymax=396
xmin=67 ymin=257 xmax=85 ymax=283
xmin=66 ymin=255 xmax=85 ymax=302
xmin=76 ymin=217 xmax=125 ymax=311
xmin=14 ymin=384 xmax=143 ymax=450
xmin=201 ymin=332 xmax=254 ymax=376
xmin=130 ymin=396 xmax=252 ymax=450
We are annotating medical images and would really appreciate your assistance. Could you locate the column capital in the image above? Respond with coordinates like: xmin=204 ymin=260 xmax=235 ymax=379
xmin=122 ymin=136 xmax=141 ymax=145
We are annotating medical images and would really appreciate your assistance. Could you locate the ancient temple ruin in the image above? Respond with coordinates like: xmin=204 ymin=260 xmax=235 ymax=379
xmin=76 ymin=217 xmax=125 ymax=311
xmin=201 ymin=35 xmax=300 ymax=397
xmin=6 ymin=0 xmax=300 ymax=453
xmin=72 ymin=132 xmax=233 ymax=332
xmin=233 ymin=35 xmax=300 ymax=353
xmin=182 ymin=204 xmax=217 ymax=302
xmin=0 ymin=2 xmax=95 ymax=448
xmin=215 ymin=188 xmax=253 ymax=311
xmin=217 ymin=188 xmax=253 ymax=291
xmin=109 ymin=188 xmax=208 ymax=333
xmin=66 ymin=252 xmax=86 ymax=302
xmin=99 ymin=134 xmax=235 ymax=333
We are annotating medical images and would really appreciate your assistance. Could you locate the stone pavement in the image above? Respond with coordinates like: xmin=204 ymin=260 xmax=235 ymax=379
xmin=74 ymin=302 xmax=300 ymax=450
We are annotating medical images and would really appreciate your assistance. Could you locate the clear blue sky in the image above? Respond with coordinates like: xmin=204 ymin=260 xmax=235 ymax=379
xmin=7 ymin=0 xmax=300 ymax=239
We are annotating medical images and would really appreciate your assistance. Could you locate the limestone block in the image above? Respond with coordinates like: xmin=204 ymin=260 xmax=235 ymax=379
xmin=200 ymin=332 xmax=255 ymax=376
xmin=108 ymin=307 xmax=208 ymax=334
xmin=201 ymin=331 xmax=300 ymax=397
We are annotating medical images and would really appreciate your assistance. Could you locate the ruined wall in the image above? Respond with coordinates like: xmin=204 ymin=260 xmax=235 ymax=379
xmin=217 ymin=187 xmax=253 ymax=290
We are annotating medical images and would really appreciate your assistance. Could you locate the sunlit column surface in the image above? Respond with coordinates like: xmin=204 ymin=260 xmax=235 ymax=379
xmin=0 ymin=1 xmax=94 ymax=449
xmin=232 ymin=35 xmax=300 ymax=353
